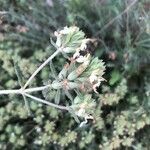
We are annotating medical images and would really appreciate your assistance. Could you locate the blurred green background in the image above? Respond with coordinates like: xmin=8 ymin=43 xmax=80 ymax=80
xmin=0 ymin=0 xmax=150 ymax=149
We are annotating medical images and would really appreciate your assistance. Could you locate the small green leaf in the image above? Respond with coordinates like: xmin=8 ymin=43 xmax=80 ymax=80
xmin=55 ymin=89 xmax=61 ymax=104
xmin=50 ymin=61 xmax=57 ymax=79
xmin=65 ymin=90 xmax=73 ymax=102
xmin=109 ymin=70 xmax=121 ymax=85
xmin=13 ymin=60 xmax=23 ymax=87
xmin=68 ymin=106 xmax=80 ymax=123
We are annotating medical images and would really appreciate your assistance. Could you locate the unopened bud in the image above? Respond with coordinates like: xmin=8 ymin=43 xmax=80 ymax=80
xmin=58 ymin=63 xmax=69 ymax=80
xmin=68 ymin=61 xmax=90 ymax=80
xmin=51 ymin=81 xmax=62 ymax=89
xmin=68 ymin=82 xmax=79 ymax=89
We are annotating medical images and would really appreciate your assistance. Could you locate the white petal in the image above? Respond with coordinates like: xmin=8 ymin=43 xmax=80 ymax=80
xmin=76 ymin=108 xmax=85 ymax=117
xmin=73 ymin=51 xmax=80 ymax=59
xmin=89 ymin=74 xmax=98 ymax=83
xmin=76 ymin=56 xmax=86 ymax=63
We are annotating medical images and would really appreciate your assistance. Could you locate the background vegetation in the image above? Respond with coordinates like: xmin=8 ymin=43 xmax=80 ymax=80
xmin=0 ymin=0 xmax=150 ymax=149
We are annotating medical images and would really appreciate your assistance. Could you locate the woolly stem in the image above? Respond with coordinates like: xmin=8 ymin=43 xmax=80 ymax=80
xmin=0 ymin=84 xmax=51 ymax=95
xmin=25 ymin=93 xmax=69 ymax=110
xmin=23 ymin=49 xmax=60 ymax=89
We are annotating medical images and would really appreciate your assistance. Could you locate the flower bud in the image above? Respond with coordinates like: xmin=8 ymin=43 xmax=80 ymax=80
xmin=51 ymin=81 xmax=62 ymax=89
xmin=54 ymin=26 xmax=85 ymax=54
xmin=68 ymin=82 xmax=79 ymax=89
xmin=58 ymin=63 xmax=69 ymax=80
xmin=68 ymin=60 xmax=90 ymax=81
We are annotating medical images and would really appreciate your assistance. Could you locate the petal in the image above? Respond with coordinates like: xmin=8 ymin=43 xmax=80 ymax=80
xmin=89 ymin=74 xmax=98 ymax=83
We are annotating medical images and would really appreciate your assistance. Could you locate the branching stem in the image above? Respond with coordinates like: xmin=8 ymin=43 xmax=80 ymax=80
xmin=0 ymin=49 xmax=68 ymax=110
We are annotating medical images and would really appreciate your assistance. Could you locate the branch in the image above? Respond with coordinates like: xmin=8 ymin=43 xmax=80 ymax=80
xmin=23 ymin=49 xmax=60 ymax=89
xmin=24 ymin=93 xmax=69 ymax=111
xmin=24 ymin=84 xmax=51 ymax=93
xmin=0 ymin=11 xmax=8 ymax=15
xmin=0 ymin=84 xmax=51 ymax=95
xmin=0 ymin=89 xmax=21 ymax=95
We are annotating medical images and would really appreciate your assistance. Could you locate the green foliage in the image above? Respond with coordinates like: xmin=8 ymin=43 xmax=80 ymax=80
xmin=0 ymin=0 xmax=150 ymax=149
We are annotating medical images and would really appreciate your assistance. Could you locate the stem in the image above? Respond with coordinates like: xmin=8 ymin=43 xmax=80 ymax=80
xmin=24 ymin=84 xmax=51 ymax=93
xmin=0 ymin=84 xmax=51 ymax=95
xmin=25 ymin=93 xmax=69 ymax=111
xmin=0 ymin=11 xmax=8 ymax=15
xmin=23 ymin=49 xmax=60 ymax=89
xmin=0 ymin=85 xmax=68 ymax=111
xmin=0 ymin=89 xmax=21 ymax=95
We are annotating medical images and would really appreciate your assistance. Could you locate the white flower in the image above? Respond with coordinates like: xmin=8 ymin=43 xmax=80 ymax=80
xmin=80 ymin=39 xmax=91 ymax=50
xmin=77 ymin=54 xmax=91 ymax=63
xmin=79 ymin=114 xmax=93 ymax=127
xmin=92 ymin=78 xmax=105 ymax=93
xmin=75 ymin=107 xmax=93 ymax=127
xmin=89 ymin=70 xmax=105 ymax=93
xmin=73 ymin=38 xmax=93 ymax=63
xmin=89 ymin=73 xmax=98 ymax=83
xmin=73 ymin=49 xmax=91 ymax=63
xmin=75 ymin=102 xmax=94 ymax=118
xmin=76 ymin=108 xmax=86 ymax=117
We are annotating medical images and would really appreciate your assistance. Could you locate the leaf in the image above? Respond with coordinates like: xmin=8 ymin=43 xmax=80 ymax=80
xmin=50 ymin=60 xmax=57 ymax=79
xmin=55 ymin=89 xmax=61 ymax=104
xmin=68 ymin=106 xmax=80 ymax=123
xmin=109 ymin=70 xmax=122 ymax=86
xmin=22 ymin=94 xmax=31 ymax=116
xmin=65 ymin=90 xmax=73 ymax=102
xmin=13 ymin=60 xmax=24 ymax=87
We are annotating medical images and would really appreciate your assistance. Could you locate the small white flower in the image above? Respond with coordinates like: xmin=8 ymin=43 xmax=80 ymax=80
xmin=80 ymin=39 xmax=91 ymax=50
xmin=75 ymin=107 xmax=94 ymax=127
xmin=79 ymin=114 xmax=93 ymax=127
xmin=76 ymin=108 xmax=86 ymax=117
xmin=76 ymin=54 xmax=90 ymax=63
xmin=89 ymin=73 xmax=98 ymax=83
xmin=89 ymin=70 xmax=105 ymax=93
xmin=73 ymin=50 xmax=91 ymax=63
xmin=92 ymin=78 xmax=105 ymax=93
xmin=73 ymin=50 xmax=80 ymax=59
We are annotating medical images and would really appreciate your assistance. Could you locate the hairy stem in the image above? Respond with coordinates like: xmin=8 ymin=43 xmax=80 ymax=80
xmin=23 ymin=49 xmax=60 ymax=89
xmin=25 ymin=93 xmax=69 ymax=110
xmin=0 ymin=89 xmax=21 ymax=95
xmin=0 ymin=84 xmax=51 ymax=95
xmin=0 ymin=84 xmax=68 ymax=111
xmin=24 ymin=84 xmax=51 ymax=93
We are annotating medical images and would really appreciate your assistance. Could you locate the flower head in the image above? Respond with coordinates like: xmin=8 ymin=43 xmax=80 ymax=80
xmin=54 ymin=26 xmax=85 ymax=53
xmin=89 ymin=70 xmax=106 ymax=93
xmin=71 ymin=94 xmax=95 ymax=124
xmin=78 ymin=57 xmax=106 ymax=93
xmin=73 ymin=38 xmax=96 ymax=63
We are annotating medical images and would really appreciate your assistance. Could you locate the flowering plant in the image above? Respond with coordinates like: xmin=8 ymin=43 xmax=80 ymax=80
xmin=0 ymin=26 xmax=105 ymax=126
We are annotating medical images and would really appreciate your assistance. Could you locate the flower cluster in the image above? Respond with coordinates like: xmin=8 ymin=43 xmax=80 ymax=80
xmin=71 ymin=94 xmax=96 ymax=126
xmin=52 ymin=26 xmax=106 ymax=123
xmin=54 ymin=26 xmax=85 ymax=53
xmin=53 ymin=26 xmax=106 ymax=94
